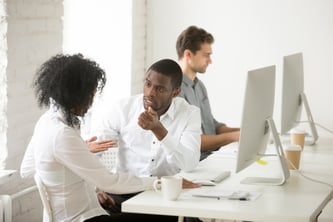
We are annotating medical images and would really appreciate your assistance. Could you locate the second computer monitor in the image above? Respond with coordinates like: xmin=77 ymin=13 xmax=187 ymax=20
xmin=235 ymin=65 xmax=289 ymax=185
xmin=280 ymin=52 xmax=318 ymax=145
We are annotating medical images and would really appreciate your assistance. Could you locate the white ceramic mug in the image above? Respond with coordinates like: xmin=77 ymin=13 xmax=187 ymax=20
xmin=153 ymin=176 xmax=182 ymax=201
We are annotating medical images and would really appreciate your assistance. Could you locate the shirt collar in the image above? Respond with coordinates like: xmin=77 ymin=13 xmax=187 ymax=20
xmin=182 ymin=74 xmax=198 ymax=88
xmin=160 ymin=98 xmax=176 ymax=121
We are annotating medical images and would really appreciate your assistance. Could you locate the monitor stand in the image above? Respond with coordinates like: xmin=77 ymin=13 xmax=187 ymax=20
xmin=300 ymin=92 xmax=318 ymax=145
xmin=241 ymin=118 xmax=290 ymax=186
xmin=281 ymin=92 xmax=318 ymax=146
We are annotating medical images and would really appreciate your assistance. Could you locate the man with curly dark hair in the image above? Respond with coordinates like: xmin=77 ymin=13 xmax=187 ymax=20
xmin=20 ymin=54 xmax=198 ymax=222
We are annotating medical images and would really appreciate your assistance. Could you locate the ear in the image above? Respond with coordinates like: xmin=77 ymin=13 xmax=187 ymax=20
xmin=172 ymin=87 xmax=181 ymax=97
xmin=184 ymin=49 xmax=192 ymax=60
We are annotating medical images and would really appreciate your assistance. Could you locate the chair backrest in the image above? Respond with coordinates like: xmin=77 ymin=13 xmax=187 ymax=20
xmin=99 ymin=148 xmax=118 ymax=173
xmin=34 ymin=174 xmax=53 ymax=222
xmin=0 ymin=195 xmax=11 ymax=222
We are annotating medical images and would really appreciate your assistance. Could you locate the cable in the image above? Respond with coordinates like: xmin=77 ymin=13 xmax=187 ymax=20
xmin=286 ymin=158 xmax=333 ymax=190
xmin=298 ymin=121 xmax=333 ymax=135
xmin=314 ymin=122 xmax=333 ymax=135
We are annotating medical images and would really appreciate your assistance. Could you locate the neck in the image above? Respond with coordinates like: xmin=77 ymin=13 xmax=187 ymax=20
xmin=179 ymin=60 xmax=197 ymax=81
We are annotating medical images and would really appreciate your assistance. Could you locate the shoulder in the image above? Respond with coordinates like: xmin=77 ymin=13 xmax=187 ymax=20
xmin=195 ymin=78 xmax=208 ymax=90
xmin=173 ymin=97 xmax=200 ymax=113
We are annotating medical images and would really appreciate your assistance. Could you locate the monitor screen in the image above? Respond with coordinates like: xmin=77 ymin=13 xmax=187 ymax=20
xmin=235 ymin=65 xmax=289 ymax=185
xmin=280 ymin=52 xmax=304 ymax=135
xmin=280 ymin=52 xmax=318 ymax=144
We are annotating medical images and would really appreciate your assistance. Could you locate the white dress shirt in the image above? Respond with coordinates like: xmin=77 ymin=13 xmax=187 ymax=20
xmin=91 ymin=94 xmax=201 ymax=177
xmin=20 ymin=106 xmax=156 ymax=222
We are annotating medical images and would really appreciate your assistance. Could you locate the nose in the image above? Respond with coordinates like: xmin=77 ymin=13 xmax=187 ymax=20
xmin=147 ymin=87 xmax=157 ymax=96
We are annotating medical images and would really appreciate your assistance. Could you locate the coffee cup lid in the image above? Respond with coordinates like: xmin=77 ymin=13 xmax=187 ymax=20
xmin=284 ymin=144 xmax=302 ymax=151
xmin=290 ymin=128 xmax=306 ymax=134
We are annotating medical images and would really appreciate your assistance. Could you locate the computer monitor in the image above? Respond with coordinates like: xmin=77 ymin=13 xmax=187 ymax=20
xmin=280 ymin=52 xmax=318 ymax=145
xmin=235 ymin=65 xmax=290 ymax=186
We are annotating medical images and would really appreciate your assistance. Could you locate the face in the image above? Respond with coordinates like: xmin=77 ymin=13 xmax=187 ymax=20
xmin=73 ymin=90 xmax=96 ymax=117
xmin=189 ymin=43 xmax=213 ymax=74
xmin=143 ymin=70 xmax=179 ymax=116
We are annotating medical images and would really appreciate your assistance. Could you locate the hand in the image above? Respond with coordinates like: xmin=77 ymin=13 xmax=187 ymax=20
xmin=86 ymin=136 xmax=117 ymax=153
xmin=182 ymin=178 xmax=202 ymax=189
xmin=96 ymin=191 xmax=116 ymax=209
xmin=138 ymin=107 xmax=160 ymax=130
xmin=138 ymin=107 xmax=167 ymax=140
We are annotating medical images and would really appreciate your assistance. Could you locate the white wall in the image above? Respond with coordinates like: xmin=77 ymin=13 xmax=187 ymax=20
xmin=146 ymin=0 xmax=333 ymax=133
xmin=63 ymin=0 xmax=133 ymax=105
xmin=0 ymin=0 xmax=63 ymax=221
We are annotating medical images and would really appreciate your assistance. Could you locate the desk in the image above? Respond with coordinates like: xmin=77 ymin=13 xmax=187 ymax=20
xmin=123 ymin=136 xmax=333 ymax=222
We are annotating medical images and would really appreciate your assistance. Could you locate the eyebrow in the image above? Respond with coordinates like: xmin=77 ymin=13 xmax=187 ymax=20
xmin=145 ymin=77 xmax=167 ymax=89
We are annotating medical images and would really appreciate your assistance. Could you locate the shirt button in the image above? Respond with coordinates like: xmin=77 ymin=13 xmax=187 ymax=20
xmin=151 ymin=159 xmax=154 ymax=162
xmin=153 ymin=141 xmax=156 ymax=144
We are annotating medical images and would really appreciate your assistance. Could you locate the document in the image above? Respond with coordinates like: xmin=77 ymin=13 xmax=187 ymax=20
xmin=187 ymin=187 xmax=261 ymax=201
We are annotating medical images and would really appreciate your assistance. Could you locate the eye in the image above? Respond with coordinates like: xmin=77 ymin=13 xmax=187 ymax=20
xmin=157 ymin=86 xmax=165 ymax=93
xmin=145 ymin=81 xmax=151 ymax=88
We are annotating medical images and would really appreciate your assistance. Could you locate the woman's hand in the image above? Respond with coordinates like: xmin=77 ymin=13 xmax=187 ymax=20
xmin=86 ymin=136 xmax=117 ymax=153
xmin=96 ymin=191 xmax=116 ymax=209
xmin=182 ymin=178 xmax=202 ymax=189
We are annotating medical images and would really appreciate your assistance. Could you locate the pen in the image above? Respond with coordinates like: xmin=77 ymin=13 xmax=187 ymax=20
xmin=227 ymin=197 xmax=249 ymax=201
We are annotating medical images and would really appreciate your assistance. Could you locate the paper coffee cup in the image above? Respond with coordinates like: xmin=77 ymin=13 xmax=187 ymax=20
xmin=290 ymin=128 xmax=306 ymax=149
xmin=284 ymin=145 xmax=302 ymax=170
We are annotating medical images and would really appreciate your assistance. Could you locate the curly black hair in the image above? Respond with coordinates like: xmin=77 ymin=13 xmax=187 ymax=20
xmin=33 ymin=53 xmax=106 ymax=127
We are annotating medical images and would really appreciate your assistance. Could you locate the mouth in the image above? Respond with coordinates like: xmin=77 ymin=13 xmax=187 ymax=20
xmin=143 ymin=97 xmax=154 ymax=108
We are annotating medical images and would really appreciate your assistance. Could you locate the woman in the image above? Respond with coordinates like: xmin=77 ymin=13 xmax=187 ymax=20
xmin=20 ymin=54 xmax=198 ymax=222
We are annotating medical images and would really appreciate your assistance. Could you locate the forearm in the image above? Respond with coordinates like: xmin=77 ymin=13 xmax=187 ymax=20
xmin=151 ymin=122 xmax=168 ymax=141
xmin=216 ymin=125 xmax=240 ymax=134
xmin=201 ymin=131 xmax=239 ymax=151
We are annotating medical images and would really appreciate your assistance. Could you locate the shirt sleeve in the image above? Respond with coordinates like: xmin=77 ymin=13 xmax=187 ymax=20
xmin=20 ymin=135 xmax=36 ymax=178
xmin=160 ymin=106 xmax=201 ymax=172
xmin=54 ymin=127 xmax=156 ymax=194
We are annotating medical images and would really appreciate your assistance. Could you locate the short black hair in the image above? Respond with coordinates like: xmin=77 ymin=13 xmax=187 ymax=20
xmin=146 ymin=58 xmax=183 ymax=89
xmin=176 ymin=25 xmax=214 ymax=59
xmin=33 ymin=53 xmax=106 ymax=127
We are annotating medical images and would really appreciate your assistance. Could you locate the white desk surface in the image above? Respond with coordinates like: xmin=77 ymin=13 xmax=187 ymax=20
xmin=123 ymin=136 xmax=333 ymax=222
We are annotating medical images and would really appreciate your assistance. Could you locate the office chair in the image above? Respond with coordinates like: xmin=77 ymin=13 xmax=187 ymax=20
xmin=34 ymin=174 xmax=53 ymax=222
xmin=99 ymin=148 xmax=118 ymax=173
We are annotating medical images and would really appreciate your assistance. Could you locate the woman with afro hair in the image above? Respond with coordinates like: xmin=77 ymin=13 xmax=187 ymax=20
xmin=20 ymin=54 xmax=185 ymax=222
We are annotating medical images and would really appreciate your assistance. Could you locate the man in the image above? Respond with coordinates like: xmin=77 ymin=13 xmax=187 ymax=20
xmin=176 ymin=25 xmax=240 ymax=161
xmin=90 ymin=58 xmax=201 ymax=214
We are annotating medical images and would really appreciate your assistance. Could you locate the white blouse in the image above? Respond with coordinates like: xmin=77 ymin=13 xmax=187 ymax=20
xmin=20 ymin=106 xmax=156 ymax=222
